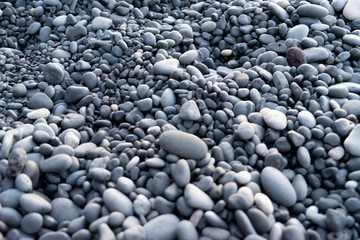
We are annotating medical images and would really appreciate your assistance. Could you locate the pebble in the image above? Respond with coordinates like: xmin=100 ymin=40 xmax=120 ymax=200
xmin=19 ymin=193 xmax=52 ymax=213
xmin=27 ymin=108 xmax=50 ymax=120
xmin=286 ymin=24 xmax=309 ymax=41
xmin=268 ymin=2 xmax=289 ymax=20
xmin=7 ymin=148 xmax=27 ymax=177
xmin=236 ymin=122 xmax=255 ymax=140
xmin=286 ymin=47 xmax=307 ymax=67
xmin=103 ymin=188 xmax=134 ymax=216
xmin=254 ymin=193 xmax=274 ymax=215
xmin=342 ymin=100 xmax=360 ymax=117
xmin=43 ymin=63 xmax=64 ymax=85
xmin=173 ymin=159 xmax=191 ymax=187
xmin=184 ymin=183 xmax=214 ymax=210
xmin=154 ymin=59 xmax=179 ymax=75
xmin=50 ymin=198 xmax=81 ymax=223
xmin=298 ymin=110 xmax=316 ymax=128
xmin=144 ymin=214 xmax=180 ymax=240
xmin=343 ymin=0 xmax=360 ymax=20
xmin=343 ymin=34 xmax=360 ymax=46
xmin=303 ymin=47 xmax=330 ymax=63
xmin=28 ymin=93 xmax=54 ymax=110
xmin=21 ymin=213 xmax=43 ymax=234
xmin=179 ymin=100 xmax=201 ymax=121
xmin=39 ymin=154 xmax=73 ymax=173
xmin=297 ymin=4 xmax=329 ymax=18
xmin=159 ymin=130 xmax=208 ymax=160
xmin=344 ymin=125 xmax=360 ymax=156
xmin=260 ymin=108 xmax=287 ymax=130
xmin=91 ymin=17 xmax=112 ymax=30
xmin=261 ymin=167 xmax=297 ymax=207
xmin=177 ymin=220 xmax=198 ymax=240
xmin=179 ymin=50 xmax=198 ymax=65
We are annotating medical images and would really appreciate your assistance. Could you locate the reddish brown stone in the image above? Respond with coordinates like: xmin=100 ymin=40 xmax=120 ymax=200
xmin=286 ymin=47 xmax=306 ymax=68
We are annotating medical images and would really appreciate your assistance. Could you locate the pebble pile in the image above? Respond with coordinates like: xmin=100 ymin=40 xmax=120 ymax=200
xmin=0 ymin=0 xmax=360 ymax=239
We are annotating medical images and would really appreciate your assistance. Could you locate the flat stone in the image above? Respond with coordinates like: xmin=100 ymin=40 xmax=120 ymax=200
xmin=344 ymin=125 xmax=360 ymax=156
xmin=144 ymin=214 xmax=180 ymax=240
xmin=260 ymin=108 xmax=287 ymax=130
xmin=103 ymin=188 xmax=133 ymax=216
xmin=303 ymin=47 xmax=330 ymax=63
xmin=184 ymin=183 xmax=214 ymax=210
xmin=27 ymin=22 xmax=41 ymax=34
xmin=61 ymin=113 xmax=86 ymax=129
xmin=273 ymin=71 xmax=289 ymax=90
xmin=328 ymin=84 xmax=349 ymax=98
xmin=154 ymin=59 xmax=179 ymax=75
xmin=161 ymin=88 xmax=176 ymax=107
xmin=261 ymin=167 xmax=297 ymax=207
xmin=0 ymin=189 xmax=23 ymax=208
xmin=159 ymin=130 xmax=208 ymax=160
xmin=343 ymin=34 xmax=360 ymax=46
xmin=28 ymin=93 xmax=54 ymax=110
xmin=343 ymin=0 xmax=360 ymax=20
xmin=27 ymin=108 xmax=50 ymax=120
xmin=297 ymin=4 xmax=329 ymax=18
xmin=64 ymin=86 xmax=90 ymax=104
xmin=52 ymin=49 xmax=71 ymax=59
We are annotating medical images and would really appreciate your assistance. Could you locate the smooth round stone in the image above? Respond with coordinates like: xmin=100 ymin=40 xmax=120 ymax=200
xmin=0 ymin=207 xmax=22 ymax=227
xmin=39 ymin=26 xmax=51 ymax=42
xmin=177 ymin=220 xmax=198 ymax=240
xmin=53 ymin=15 xmax=67 ymax=27
xmin=297 ymin=4 xmax=329 ymax=18
xmin=154 ymin=59 xmax=179 ymax=75
xmin=173 ymin=159 xmax=190 ymax=187
xmin=261 ymin=167 xmax=297 ymax=207
xmin=235 ymin=171 xmax=252 ymax=185
xmin=0 ymin=189 xmax=23 ymax=208
xmin=143 ymin=32 xmax=156 ymax=46
xmin=137 ymin=98 xmax=153 ymax=112
xmin=144 ymin=214 xmax=180 ymax=240
xmin=39 ymin=154 xmax=72 ymax=173
xmin=201 ymin=21 xmax=217 ymax=32
xmin=297 ymin=147 xmax=311 ymax=169
xmin=12 ymin=83 xmax=27 ymax=97
xmin=332 ymin=0 xmax=349 ymax=11
xmin=64 ymin=86 xmax=90 ymax=104
xmin=297 ymin=64 xmax=318 ymax=79
xmin=328 ymin=84 xmax=349 ymax=98
xmin=91 ymin=16 xmax=113 ymax=30
xmin=19 ymin=193 xmax=51 ymax=213
xmin=61 ymin=113 xmax=86 ymax=129
xmin=52 ymin=49 xmax=71 ymax=59
xmin=51 ymin=198 xmax=81 ymax=223
xmin=179 ymin=50 xmax=198 ymax=65
xmin=184 ymin=183 xmax=214 ymax=210
xmin=286 ymin=24 xmax=309 ymax=41
xmin=202 ymin=227 xmax=230 ymax=240
xmin=326 ymin=209 xmax=346 ymax=232
xmin=28 ymin=93 xmax=54 ymax=110
xmin=343 ymin=34 xmax=360 ymax=46
xmin=282 ymin=225 xmax=305 ymax=240
xmin=268 ymin=2 xmax=289 ymax=20
xmin=21 ymin=213 xmax=43 ymax=234
xmin=292 ymin=174 xmax=308 ymax=201
xmin=116 ymin=177 xmax=136 ymax=194
xmin=298 ymin=110 xmax=316 ymax=128
xmin=39 ymin=231 xmax=71 ymax=240
xmin=344 ymin=125 xmax=360 ymax=156
xmin=27 ymin=108 xmax=50 ymax=120
xmin=260 ymin=108 xmax=287 ymax=130
xmin=15 ymin=173 xmax=32 ymax=192
xmin=103 ymin=188 xmax=133 ymax=216
xmin=179 ymin=100 xmax=201 ymax=121
xmin=303 ymin=47 xmax=330 ymax=63
xmin=273 ymin=71 xmax=289 ymax=90
xmin=228 ymin=187 xmax=254 ymax=210
xmin=286 ymin=47 xmax=307 ymax=68
xmin=7 ymin=148 xmax=27 ymax=177
xmin=342 ymin=100 xmax=360 ymax=116
xmin=27 ymin=22 xmax=41 ymax=34
xmin=43 ymin=63 xmax=64 ymax=85
xmin=247 ymin=208 xmax=272 ymax=234
xmin=254 ymin=193 xmax=274 ymax=215
xmin=159 ymin=130 xmax=207 ymax=160
xmin=343 ymin=0 xmax=360 ymax=20
xmin=67 ymin=25 xmax=87 ymax=41
xmin=161 ymin=88 xmax=176 ymax=107
xmin=236 ymin=122 xmax=255 ymax=140
xmin=133 ymin=194 xmax=151 ymax=216
xmin=233 ymin=101 xmax=255 ymax=116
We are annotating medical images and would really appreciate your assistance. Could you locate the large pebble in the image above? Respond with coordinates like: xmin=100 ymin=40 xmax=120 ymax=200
xmin=144 ymin=214 xmax=180 ymax=240
xmin=91 ymin=17 xmax=112 ymax=30
xmin=179 ymin=100 xmax=201 ymax=121
xmin=177 ymin=220 xmax=198 ymax=240
xmin=344 ymin=125 xmax=360 ymax=156
xmin=154 ymin=59 xmax=179 ymax=75
xmin=343 ymin=0 xmax=360 ymax=20
xmin=39 ymin=154 xmax=73 ymax=173
xmin=260 ymin=108 xmax=287 ymax=130
xmin=28 ymin=93 xmax=54 ymax=110
xmin=43 ymin=63 xmax=64 ymax=85
xmin=184 ymin=183 xmax=214 ymax=210
xmin=21 ymin=212 xmax=43 ymax=234
xmin=261 ymin=167 xmax=297 ymax=207
xmin=179 ymin=50 xmax=198 ymax=65
xmin=286 ymin=24 xmax=309 ymax=41
xmin=51 ymin=198 xmax=81 ymax=223
xmin=159 ymin=130 xmax=207 ymax=159
xmin=303 ymin=47 xmax=330 ymax=63
xmin=297 ymin=4 xmax=329 ymax=18
xmin=343 ymin=34 xmax=360 ymax=46
xmin=19 ymin=193 xmax=51 ymax=213
xmin=298 ymin=110 xmax=316 ymax=128
xmin=268 ymin=2 xmax=289 ymax=20
xmin=103 ymin=188 xmax=133 ymax=216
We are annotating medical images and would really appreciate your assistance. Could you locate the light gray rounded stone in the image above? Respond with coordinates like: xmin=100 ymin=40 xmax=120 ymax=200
xmin=144 ymin=214 xmax=180 ymax=240
xmin=179 ymin=100 xmax=201 ymax=121
xmin=43 ymin=63 xmax=64 ymax=85
xmin=260 ymin=108 xmax=287 ymax=130
xmin=154 ymin=59 xmax=179 ymax=75
xmin=344 ymin=125 xmax=360 ymax=156
xmin=19 ymin=193 xmax=52 ymax=213
xmin=298 ymin=110 xmax=316 ymax=128
xmin=261 ymin=167 xmax=297 ymax=207
xmin=103 ymin=188 xmax=134 ymax=216
xmin=184 ymin=183 xmax=214 ymax=210
xmin=159 ymin=130 xmax=208 ymax=160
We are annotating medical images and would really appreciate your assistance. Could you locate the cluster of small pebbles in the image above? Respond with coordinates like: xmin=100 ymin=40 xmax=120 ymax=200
xmin=0 ymin=0 xmax=360 ymax=239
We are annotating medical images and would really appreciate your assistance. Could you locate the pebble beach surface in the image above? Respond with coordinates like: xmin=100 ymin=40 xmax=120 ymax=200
xmin=0 ymin=0 xmax=360 ymax=239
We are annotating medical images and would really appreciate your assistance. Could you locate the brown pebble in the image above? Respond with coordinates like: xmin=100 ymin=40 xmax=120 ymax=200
xmin=286 ymin=47 xmax=306 ymax=68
